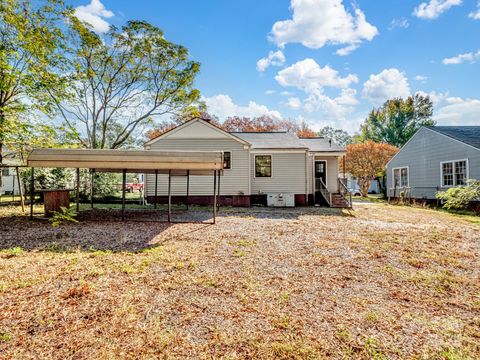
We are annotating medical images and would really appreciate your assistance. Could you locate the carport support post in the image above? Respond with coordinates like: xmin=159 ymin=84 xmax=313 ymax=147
xmin=217 ymin=170 xmax=221 ymax=212
xmin=186 ymin=170 xmax=190 ymax=210
xmin=90 ymin=169 xmax=95 ymax=208
xmin=167 ymin=170 xmax=171 ymax=222
xmin=76 ymin=168 xmax=80 ymax=213
xmin=154 ymin=169 xmax=158 ymax=209
xmin=29 ymin=167 xmax=34 ymax=220
xmin=122 ymin=169 xmax=126 ymax=221
xmin=16 ymin=166 xmax=25 ymax=212
xmin=212 ymin=170 xmax=217 ymax=224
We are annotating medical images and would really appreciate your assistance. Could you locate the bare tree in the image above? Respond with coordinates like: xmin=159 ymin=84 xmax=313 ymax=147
xmin=50 ymin=20 xmax=201 ymax=149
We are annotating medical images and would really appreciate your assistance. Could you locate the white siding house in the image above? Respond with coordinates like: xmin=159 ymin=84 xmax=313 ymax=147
xmin=144 ymin=119 xmax=348 ymax=207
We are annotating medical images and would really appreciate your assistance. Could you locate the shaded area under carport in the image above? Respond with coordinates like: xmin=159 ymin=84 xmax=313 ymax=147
xmin=27 ymin=148 xmax=224 ymax=223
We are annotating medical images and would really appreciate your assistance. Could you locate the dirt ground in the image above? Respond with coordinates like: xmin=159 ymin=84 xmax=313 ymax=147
xmin=0 ymin=203 xmax=479 ymax=359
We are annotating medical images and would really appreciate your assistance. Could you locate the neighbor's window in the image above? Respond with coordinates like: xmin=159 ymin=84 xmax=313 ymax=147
xmin=255 ymin=155 xmax=271 ymax=177
xmin=223 ymin=152 xmax=231 ymax=169
xmin=393 ymin=167 xmax=408 ymax=187
xmin=455 ymin=160 xmax=467 ymax=185
xmin=442 ymin=160 xmax=467 ymax=187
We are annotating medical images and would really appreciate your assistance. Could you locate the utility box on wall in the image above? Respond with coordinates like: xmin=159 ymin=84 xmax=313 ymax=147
xmin=267 ymin=193 xmax=295 ymax=207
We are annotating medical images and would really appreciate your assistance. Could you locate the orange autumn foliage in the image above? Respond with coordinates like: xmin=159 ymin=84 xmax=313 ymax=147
xmin=346 ymin=141 xmax=398 ymax=196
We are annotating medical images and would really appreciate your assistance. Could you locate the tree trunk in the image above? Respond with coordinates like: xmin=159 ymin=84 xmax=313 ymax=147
xmin=359 ymin=178 xmax=371 ymax=197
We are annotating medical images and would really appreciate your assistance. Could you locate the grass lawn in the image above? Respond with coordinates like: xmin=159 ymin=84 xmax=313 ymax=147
xmin=0 ymin=204 xmax=479 ymax=359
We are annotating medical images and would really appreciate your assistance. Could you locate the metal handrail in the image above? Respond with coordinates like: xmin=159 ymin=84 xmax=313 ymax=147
xmin=338 ymin=178 xmax=353 ymax=209
xmin=316 ymin=178 xmax=331 ymax=206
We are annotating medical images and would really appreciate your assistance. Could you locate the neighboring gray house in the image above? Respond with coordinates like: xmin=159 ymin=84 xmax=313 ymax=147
xmin=386 ymin=126 xmax=480 ymax=199
xmin=144 ymin=119 xmax=349 ymax=207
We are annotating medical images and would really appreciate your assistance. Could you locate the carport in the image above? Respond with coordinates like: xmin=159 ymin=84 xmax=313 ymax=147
xmin=27 ymin=149 xmax=224 ymax=223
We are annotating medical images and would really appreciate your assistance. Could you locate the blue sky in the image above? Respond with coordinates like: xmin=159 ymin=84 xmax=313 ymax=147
xmin=71 ymin=0 xmax=480 ymax=133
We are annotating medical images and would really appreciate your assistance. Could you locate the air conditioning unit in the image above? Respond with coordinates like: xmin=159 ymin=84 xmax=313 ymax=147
xmin=267 ymin=193 xmax=295 ymax=207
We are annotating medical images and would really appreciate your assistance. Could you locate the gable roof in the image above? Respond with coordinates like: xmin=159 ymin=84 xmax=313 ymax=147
xmin=427 ymin=126 xmax=480 ymax=150
xmin=300 ymin=137 xmax=345 ymax=152
xmin=145 ymin=119 xmax=346 ymax=152
xmin=232 ymin=132 xmax=308 ymax=149
xmin=144 ymin=119 xmax=250 ymax=146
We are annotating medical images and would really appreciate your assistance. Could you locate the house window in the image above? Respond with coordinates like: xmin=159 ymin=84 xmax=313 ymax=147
xmin=442 ymin=160 xmax=467 ymax=187
xmin=2 ymin=169 xmax=9 ymax=177
xmin=255 ymin=155 xmax=271 ymax=177
xmin=223 ymin=152 xmax=231 ymax=169
xmin=442 ymin=162 xmax=453 ymax=186
xmin=455 ymin=160 xmax=467 ymax=185
xmin=393 ymin=167 xmax=409 ymax=188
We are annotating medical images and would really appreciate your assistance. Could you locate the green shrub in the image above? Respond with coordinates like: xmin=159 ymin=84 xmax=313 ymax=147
xmin=436 ymin=179 xmax=480 ymax=215
xmin=49 ymin=207 xmax=79 ymax=227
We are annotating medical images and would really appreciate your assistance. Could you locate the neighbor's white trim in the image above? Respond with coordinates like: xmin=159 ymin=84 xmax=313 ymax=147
xmin=144 ymin=119 xmax=251 ymax=146
xmin=253 ymin=154 xmax=273 ymax=178
xmin=439 ymin=158 xmax=469 ymax=188
xmin=391 ymin=166 xmax=410 ymax=188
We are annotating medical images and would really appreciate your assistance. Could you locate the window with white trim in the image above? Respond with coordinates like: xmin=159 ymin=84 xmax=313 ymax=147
xmin=393 ymin=167 xmax=409 ymax=188
xmin=442 ymin=160 xmax=467 ymax=187
xmin=223 ymin=151 xmax=231 ymax=169
xmin=255 ymin=155 xmax=271 ymax=177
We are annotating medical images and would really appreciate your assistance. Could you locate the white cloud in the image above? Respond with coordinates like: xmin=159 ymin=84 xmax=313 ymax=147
xmin=415 ymin=90 xmax=449 ymax=105
xmin=362 ymin=68 xmax=410 ymax=105
xmin=388 ymin=18 xmax=410 ymax=30
xmin=413 ymin=0 xmax=462 ymax=19
xmin=414 ymin=75 xmax=428 ymax=81
xmin=256 ymin=50 xmax=286 ymax=72
xmin=442 ymin=49 xmax=480 ymax=64
xmin=335 ymin=44 xmax=359 ymax=56
xmin=335 ymin=88 xmax=359 ymax=106
xmin=286 ymin=97 xmax=302 ymax=109
xmin=434 ymin=97 xmax=480 ymax=125
xmin=269 ymin=0 xmax=378 ymax=55
xmin=275 ymin=58 xmax=358 ymax=119
xmin=280 ymin=91 xmax=294 ymax=96
xmin=276 ymin=58 xmax=358 ymax=92
xmin=204 ymin=94 xmax=282 ymax=120
xmin=74 ymin=0 xmax=114 ymax=34
xmin=413 ymin=91 xmax=480 ymax=125
xmin=265 ymin=90 xmax=276 ymax=95
xmin=469 ymin=1 xmax=480 ymax=19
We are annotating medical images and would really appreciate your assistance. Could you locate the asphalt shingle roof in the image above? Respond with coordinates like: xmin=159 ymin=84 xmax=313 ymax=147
xmin=232 ymin=132 xmax=345 ymax=151
xmin=300 ymin=138 xmax=345 ymax=152
xmin=233 ymin=132 xmax=307 ymax=149
xmin=427 ymin=126 xmax=480 ymax=150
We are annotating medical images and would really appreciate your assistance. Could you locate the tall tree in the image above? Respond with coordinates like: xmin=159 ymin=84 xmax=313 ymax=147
xmin=50 ymin=19 xmax=201 ymax=149
xmin=0 ymin=0 xmax=69 ymax=191
xmin=346 ymin=141 xmax=398 ymax=196
xmin=317 ymin=126 xmax=352 ymax=147
xmin=360 ymin=94 xmax=435 ymax=147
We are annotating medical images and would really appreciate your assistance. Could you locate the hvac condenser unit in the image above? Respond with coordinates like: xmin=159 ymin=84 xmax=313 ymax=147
xmin=267 ymin=193 xmax=295 ymax=207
